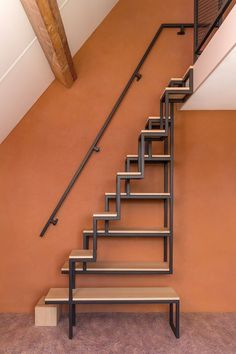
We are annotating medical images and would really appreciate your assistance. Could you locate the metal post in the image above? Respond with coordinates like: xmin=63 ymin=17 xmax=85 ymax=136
xmin=169 ymin=103 xmax=174 ymax=273
xmin=194 ymin=0 xmax=199 ymax=61
xmin=141 ymin=135 xmax=145 ymax=175
xmin=125 ymin=158 xmax=131 ymax=194
xmin=116 ymin=176 xmax=121 ymax=217
xmin=169 ymin=303 xmax=174 ymax=325
xmin=165 ymin=93 xmax=169 ymax=137
xmin=160 ymin=100 xmax=163 ymax=130
xmin=105 ymin=196 xmax=109 ymax=233
xmin=93 ymin=218 xmax=97 ymax=257
xmin=68 ymin=259 xmax=75 ymax=339
xmin=175 ymin=301 xmax=180 ymax=338
xmin=163 ymin=126 xmax=169 ymax=262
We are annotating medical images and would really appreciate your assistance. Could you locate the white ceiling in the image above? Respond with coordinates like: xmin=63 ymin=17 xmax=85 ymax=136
xmin=0 ymin=0 xmax=118 ymax=143
xmin=182 ymin=5 xmax=236 ymax=110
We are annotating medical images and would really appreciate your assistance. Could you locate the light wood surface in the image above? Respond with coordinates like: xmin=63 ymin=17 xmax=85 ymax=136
xmin=83 ymin=229 xmax=170 ymax=234
xmin=105 ymin=192 xmax=170 ymax=196
xmin=21 ymin=0 xmax=77 ymax=87
xmin=165 ymin=87 xmax=190 ymax=91
xmin=69 ymin=249 xmax=93 ymax=259
xmin=45 ymin=287 xmax=179 ymax=302
xmin=45 ymin=289 xmax=69 ymax=302
xmin=93 ymin=212 xmax=117 ymax=217
xmin=35 ymin=296 xmax=61 ymax=326
xmin=141 ymin=130 xmax=165 ymax=133
xmin=183 ymin=65 xmax=193 ymax=78
xmin=161 ymin=86 xmax=189 ymax=99
xmin=127 ymin=154 xmax=170 ymax=158
xmin=61 ymin=261 xmax=169 ymax=272
xmin=147 ymin=116 xmax=171 ymax=119
xmin=117 ymin=172 xmax=142 ymax=176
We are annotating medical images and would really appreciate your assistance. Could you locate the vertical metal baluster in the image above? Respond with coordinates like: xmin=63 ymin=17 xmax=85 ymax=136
xmin=163 ymin=129 xmax=169 ymax=262
xmin=105 ymin=196 xmax=109 ymax=233
xmin=141 ymin=135 xmax=145 ymax=175
xmin=116 ymin=175 xmax=121 ymax=218
xmin=169 ymin=303 xmax=174 ymax=326
xmin=68 ymin=259 xmax=75 ymax=339
xmin=138 ymin=138 xmax=142 ymax=172
xmin=175 ymin=301 xmax=180 ymax=338
xmin=125 ymin=158 xmax=131 ymax=194
xmin=169 ymin=102 xmax=174 ymax=273
xmin=194 ymin=0 xmax=199 ymax=61
xmin=160 ymin=100 xmax=163 ymax=130
xmin=93 ymin=218 xmax=97 ymax=261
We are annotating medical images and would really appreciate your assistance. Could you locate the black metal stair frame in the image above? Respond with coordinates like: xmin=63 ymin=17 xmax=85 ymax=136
xmin=40 ymin=23 xmax=194 ymax=238
xmin=39 ymin=1 xmax=233 ymax=340
xmin=66 ymin=67 xmax=193 ymax=339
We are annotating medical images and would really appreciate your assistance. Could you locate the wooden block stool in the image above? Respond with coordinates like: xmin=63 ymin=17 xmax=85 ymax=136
xmin=35 ymin=296 xmax=61 ymax=326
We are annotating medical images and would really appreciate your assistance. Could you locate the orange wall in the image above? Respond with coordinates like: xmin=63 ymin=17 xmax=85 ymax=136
xmin=1 ymin=0 xmax=236 ymax=313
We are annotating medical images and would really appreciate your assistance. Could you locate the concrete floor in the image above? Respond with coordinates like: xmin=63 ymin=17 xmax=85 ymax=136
xmin=0 ymin=313 xmax=235 ymax=354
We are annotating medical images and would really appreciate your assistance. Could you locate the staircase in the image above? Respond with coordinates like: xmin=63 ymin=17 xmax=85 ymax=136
xmin=43 ymin=66 xmax=193 ymax=339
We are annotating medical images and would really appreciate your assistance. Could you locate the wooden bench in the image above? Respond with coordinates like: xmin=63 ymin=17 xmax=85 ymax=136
xmin=45 ymin=287 xmax=180 ymax=339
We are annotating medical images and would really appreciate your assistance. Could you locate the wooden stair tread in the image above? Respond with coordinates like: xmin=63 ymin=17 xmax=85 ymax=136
xmin=61 ymin=261 xmax=169 ymax=272
xmin=161 ymin=86 xmax=190 ymax=99
xmin=183 ymin=65 xmax=193 ymax=78
xmin=69 ymin=249 xmax=93 ymax=259
xmin=117 ymin=172 xmax=141 ymax=176
xmin=45 ymin=287 xmax=178 ymax=302
xmin=127 ymin=154 xmax=170 ymax=158
xmin=170 ymin=78 xmax=183 ymax=81
xmin=141 ymin=129 xmax=165 ymax=133
xmin=165 ymin=87 xmax=190 ymax=91
xmin=147 ymin=116 xmax=171 ymax=119
xmin=83 ymin=229 xmax=170 ymax=234
xmin=105 ymin=192 xmax=170 ymax=196
xmin=93 ymin=212 xmax=117 ymax=217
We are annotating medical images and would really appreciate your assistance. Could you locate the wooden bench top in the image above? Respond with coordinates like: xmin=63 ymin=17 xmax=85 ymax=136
xmin=45 ymin=287 xmax=179 ymax=303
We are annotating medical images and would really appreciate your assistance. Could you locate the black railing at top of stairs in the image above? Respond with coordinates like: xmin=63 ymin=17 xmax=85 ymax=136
xmin=194 ymin=0 xmax=233 ymax=60
xmin=40 ymin=23 xmax=194 ymax=237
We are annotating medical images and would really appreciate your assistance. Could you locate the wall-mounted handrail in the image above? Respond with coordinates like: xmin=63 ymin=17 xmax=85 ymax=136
xmin=194 ymin=0 xmax=233 ymax=60
xmin=40 ymin=22 xmax=193 ymax=237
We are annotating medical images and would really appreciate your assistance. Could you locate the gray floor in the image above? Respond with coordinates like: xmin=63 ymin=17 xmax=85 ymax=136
xmin=0 ymin=313 xmax=236 ymax=354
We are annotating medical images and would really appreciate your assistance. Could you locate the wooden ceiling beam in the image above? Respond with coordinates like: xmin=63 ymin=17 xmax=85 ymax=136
xmin=21 ymin=0 xmax=77 ymax=88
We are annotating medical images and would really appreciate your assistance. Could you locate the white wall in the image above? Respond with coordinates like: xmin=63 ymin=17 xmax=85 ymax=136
xmin=0 ymin=0 xmax=118 ymax=143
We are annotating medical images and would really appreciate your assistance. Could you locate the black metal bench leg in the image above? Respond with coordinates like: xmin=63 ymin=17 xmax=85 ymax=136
xmin=175 ymin=301 xmax=180 ymax=338
xmin=169 ymin=301 xmax=180 ymax=338
xmin=69 ymin=303 xmax=73 ymax=339
xmin=169 ymin=303 xmax=173 ymax=325
xmin=72 ymin=304 xmax=76 ymax=326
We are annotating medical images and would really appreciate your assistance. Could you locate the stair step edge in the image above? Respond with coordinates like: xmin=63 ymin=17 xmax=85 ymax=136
xmin=83 ymin=229 xmax=171 ymax=234
xmin=45 ymin=287 xmax=179 ymax=303
xmin=61 ymin=261 xmax=170 ymax=272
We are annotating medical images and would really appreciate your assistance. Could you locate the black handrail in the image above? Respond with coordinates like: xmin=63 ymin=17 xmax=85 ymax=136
xmin=40 ymin=22 xmax=194 ymax=237
xmin=194 ymin=0 xmax=233 ymax=60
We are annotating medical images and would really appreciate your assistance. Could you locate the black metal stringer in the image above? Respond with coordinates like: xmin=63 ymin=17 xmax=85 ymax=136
xmin=65 ymin=67 xmax=193 ymax=339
